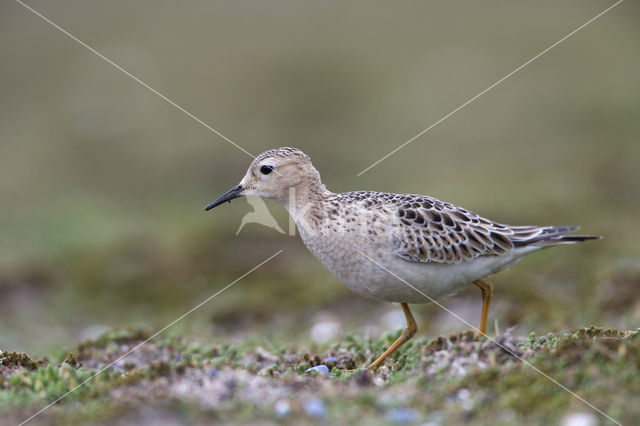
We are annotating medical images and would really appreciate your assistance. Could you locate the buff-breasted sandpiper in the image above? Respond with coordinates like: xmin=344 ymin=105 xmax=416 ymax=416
xmin=205 ymin=147 xmax=599 ymax=370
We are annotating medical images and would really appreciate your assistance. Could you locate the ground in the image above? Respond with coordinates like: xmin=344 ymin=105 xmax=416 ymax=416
xmin=2 ymin=326 xmax=637 ymax=425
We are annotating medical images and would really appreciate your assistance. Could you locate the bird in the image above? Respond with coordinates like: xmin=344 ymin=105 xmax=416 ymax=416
xmin=205 ymin=147 xmax=599 ymax=370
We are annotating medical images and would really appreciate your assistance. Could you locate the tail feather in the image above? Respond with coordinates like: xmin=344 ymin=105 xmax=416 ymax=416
xmin=531 ymin=234 xmax=601 ymax=247
xmin=511 ymin=225 xmax=601 ymax=248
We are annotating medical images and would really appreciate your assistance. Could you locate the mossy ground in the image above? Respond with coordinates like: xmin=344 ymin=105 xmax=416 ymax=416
xmin=2 ymin=326 xmax=637 ymax=425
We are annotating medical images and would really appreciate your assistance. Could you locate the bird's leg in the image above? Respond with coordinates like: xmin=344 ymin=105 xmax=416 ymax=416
xmin=367 ymin=303 xmax=417 ymax=370
xmin=472 ymin=279 xmax=494 ymax=336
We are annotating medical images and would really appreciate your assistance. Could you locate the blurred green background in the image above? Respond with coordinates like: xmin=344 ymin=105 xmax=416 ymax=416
xmin=1 ymin=0 xmax=639 ymax=357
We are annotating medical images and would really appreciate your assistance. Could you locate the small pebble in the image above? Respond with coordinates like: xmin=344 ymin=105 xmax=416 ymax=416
xmin=562 ymin=412 xmax=597 ymax=426
xmin=111 ymin=364 xmax=125 ymax=373
xmin=303 ymin=397 xmax=326 ymax=419
xmin=305 ymin=365 xmax=330 ymax=375
xmin=208 ymin=368 xmax=218 ymax=377
xmin=457 ymin=388 xmax=470 ymax=401
xmin=385 ymin=407 xmax=419 ymax=424
xmin=324 ymin=356 xmax=337 ymax=364
xmin=274 ymin=399 xmax=290 ymax=418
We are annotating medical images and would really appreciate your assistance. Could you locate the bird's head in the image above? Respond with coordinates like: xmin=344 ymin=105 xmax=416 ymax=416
xmin=205 ymin=147 xmax=323 ymax=210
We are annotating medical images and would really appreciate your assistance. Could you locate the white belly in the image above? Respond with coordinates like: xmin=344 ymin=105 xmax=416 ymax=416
xmin=297 ymin=222 xmax=529 ymax=304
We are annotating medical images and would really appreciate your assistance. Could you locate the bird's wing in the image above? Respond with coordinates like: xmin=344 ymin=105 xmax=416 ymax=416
xmin=335 ymin=191 xmax=586 ymax=265
xmin=389 ymin=195 xmax=512 ymax=263
xmin=385 ymin=194 xmax=568 ymax=264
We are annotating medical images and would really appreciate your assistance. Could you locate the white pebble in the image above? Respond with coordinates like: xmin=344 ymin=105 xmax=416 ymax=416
xmin=274 ymin=399 xmax=290 ymax=418
xmin=562 ymin=412 xmax=597 ymax=426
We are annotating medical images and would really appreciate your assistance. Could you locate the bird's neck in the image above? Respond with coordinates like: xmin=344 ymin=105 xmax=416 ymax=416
xmin=279 ymin=179 xmax=332 ymax=226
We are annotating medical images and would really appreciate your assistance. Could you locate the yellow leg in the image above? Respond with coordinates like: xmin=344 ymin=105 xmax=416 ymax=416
xmin=367 ymin=303 xmax=417 ymax=370
xmin=473 ymin=279 xmax=494 ymax=336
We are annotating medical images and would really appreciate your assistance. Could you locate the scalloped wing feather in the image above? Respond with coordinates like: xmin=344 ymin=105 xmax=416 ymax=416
xmin=389 ymin=195 xmax=520 ymax=263
xmin=330 ymin=191 xmax=592 ymax=265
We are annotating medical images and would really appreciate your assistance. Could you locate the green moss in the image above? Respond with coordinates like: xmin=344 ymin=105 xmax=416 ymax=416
xmin=0 ymin=351 xmax=47 ymax=370
xmin=3 ymin=327 xmax=640 ymax=424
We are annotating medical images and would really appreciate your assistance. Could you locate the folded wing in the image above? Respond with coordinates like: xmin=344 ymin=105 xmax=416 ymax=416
xmin=389 ymin=195 xmax=597 ymax=264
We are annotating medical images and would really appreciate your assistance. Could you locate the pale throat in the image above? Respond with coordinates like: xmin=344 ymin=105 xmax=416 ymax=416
xmin=279 ymin=179 xmax=331 ymax=227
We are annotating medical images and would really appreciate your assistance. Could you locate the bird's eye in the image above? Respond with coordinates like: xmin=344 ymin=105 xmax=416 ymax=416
xmin=260 ymin=165 xmax=274 ymax=175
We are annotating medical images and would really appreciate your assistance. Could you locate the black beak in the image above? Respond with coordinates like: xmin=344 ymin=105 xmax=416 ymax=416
xmin=205 ymin=184 xmax=244 ymax=211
